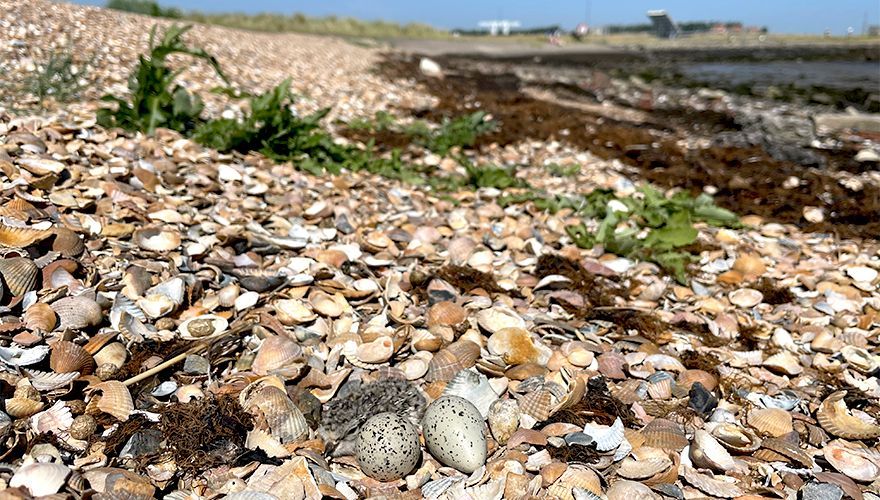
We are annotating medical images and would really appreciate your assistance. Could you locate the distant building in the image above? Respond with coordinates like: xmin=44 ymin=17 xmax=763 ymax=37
xmin=477 ymin=20 xmax=522 ymax=36
xmin=646 ymin=10 xmax=680 ymax=38
xmin=869 ymin=25 xmax=880 ymax=36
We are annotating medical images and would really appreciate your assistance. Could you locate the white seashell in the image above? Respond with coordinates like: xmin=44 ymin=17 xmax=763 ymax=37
xmin=583 ymin=417 xmax=624 ymax=452
xmin=23 ymin=369 xmax=79 ymax=391
xmin=690 ymin=429 xmax=741 ymax=473
xmin=729 ymin=288 xmax=763 ymax=308
xmin=9 ymin=462 xmax=70 ymax=496
xmin=29 ymin=400 xmax=73 ymax=434
xmin=442 ymin=369 xmax=499 ymax=418
xmin=0 ymin=345 xmax=49 ymax=366
xmin=846 ymin=266 xmax=878 ymax=283
xmin=151 ymin=381 xmax=178 ymax=397
xmin=178 ymin=315 xmax=229 ymax=340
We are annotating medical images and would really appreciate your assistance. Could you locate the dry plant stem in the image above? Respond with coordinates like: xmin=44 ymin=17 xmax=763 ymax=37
xmin=122 ymin=321 xmax=255 ymax=386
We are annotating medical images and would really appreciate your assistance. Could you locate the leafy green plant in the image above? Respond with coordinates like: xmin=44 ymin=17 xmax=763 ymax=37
xmin=459 ymin=157 xmax=522 ymax=190
xmin=98 ymin=25 xmax=227 ymax=135
xmin=106 ymin=0 xmax=182 ymax=19
xmin=346 ymin=110 xmax=397 ymax=132
xmin=6 ymin=48 xmax=91 ymax=109
xmin=545 ymin=163 xmax=580 ymax=177
xmin=416 ymin=112 xmax=496 ymax=156
xmin=501 ymin=186 xmax=740 ymax=282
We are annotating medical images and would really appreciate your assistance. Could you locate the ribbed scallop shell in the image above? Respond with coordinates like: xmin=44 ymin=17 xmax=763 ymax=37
xmin=24 ymin=369 xmax=80 ymax=391
xmin=555 ymin=465 xmax=602 ymax=495
xmin=612 ymin=379 xmax=647 ymax=404
xmin=23 ymin=302 xmax=57 ymax=332
xmin=747 ymin=407 xmax=793 ymax=437
xmin=761 ymin=436 xmax=815 ymax=468
xmin=9 ymin=462 xmax=70 ymax=497
xmin=52 ymin=227 xmax=85 ymax=257
xmin=252 ymin=336 xmax=303 ymax=375
xmin=242 ymin=385 xmax=308 ymax=443
xmin=0 ymin=257 xmax=39 ymax=296
xmin=583 ymin=417 xmax=625 ymax=452
xmin=29 ymin=400 xmax=73 ymax=434
xmin=646 ymin=372 xmax=674 ymax=400
xmin=677 ymin=369 xmax=718 ymax=391
xmin=50 ymin=340 xmax=95 ymax=374
xmin=91 ymin=381 xmax=133 ymax=421
xmin=51 ymin=296 xmax=103 ymax=330
xmin=5 ymin=397 xmax=45 ymax=418
xmin=245 ymin=429 xmax=292 ymax=458
xmin=681 ymin=465 xmax=743 ymax=498
xmin=93 ymin=342 xmax=128 ymax=369
xmin=426 ymin=339 xmax=480 ymax=382
xmin=518 ymin=388 xmax=553 ymax=422
xmin=0 ymin=224 xmax=52 ymax=248
xmin=640 ymin=418 xmax=688 ymax=451
xmin=817 ymin=390 xmax=880 ymax=440
xmin=426 ymin=301 xmax=467 ymax=327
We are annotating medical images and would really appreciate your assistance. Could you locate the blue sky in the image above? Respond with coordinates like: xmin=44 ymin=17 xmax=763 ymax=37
xmin=70 ymin=1 xmax=880 ymax=34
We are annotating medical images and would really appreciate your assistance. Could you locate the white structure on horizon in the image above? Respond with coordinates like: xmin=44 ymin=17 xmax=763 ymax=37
xmin=478 ymin=19 xmax=522 ymax=36
xmin=647 ymin=10 xmax=680 ymax=38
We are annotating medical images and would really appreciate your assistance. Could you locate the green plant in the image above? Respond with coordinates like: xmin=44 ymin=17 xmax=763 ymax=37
xmin=545 ymin=163 xmax=580 ymax=177
xmin=416 ymin=112 xmax=496 ymax=156
xmin=15 ymin=49 xmax=90 ymax=108
xmin=106 ymin=0 xmax=182 ymax=19
xmin=98 ymin=25 xmax=227 ymax=135
xmin=459 ymin=157 xmax=522 ymax=190
xmin=500 ymin=186 xmax=740 ymax=282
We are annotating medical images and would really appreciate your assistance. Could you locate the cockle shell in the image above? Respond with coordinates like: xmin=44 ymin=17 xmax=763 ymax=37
xmin=518 ymin=388 xmax=553 ymax=422
xmin=252 ymin=336 xmax=302 ymax=375
xmin=761 ymin=436 xmax=815 ymax=468
xmin=426 ymin=301 xmax=467 ymax=328
xmin=93 ymin=342 xmax=128 ymax=370
xmin=476 ymin=306 xmax=526 ymax=334
xmin=50 ymin=340 xmax=95 ymax=374
xmin=9 ymin=462 xmax=70 ymax=496
xmin=677 ymin=369 xmax=717 ymax=391
xmin=640 ymin=418 xmax=688 ymax=451
xmin=554 ymin=465 xmax=602 ymax=496
xmin=824 ymin=439 xmax=880 ymax=482
xmin=583 ymin=417 xmax=625 ymax=452
xmin=605 ymin=480 xmax=660 ymax=500
xmin=29 ymin=400 xmax=73 ymax=434
xmin=273 ymin=299 xmax=316 ymax=325
xmin=690 ymin=429 xmax=740 ymax=473
xmin=487 ymin=399 xmax=520 ymax=445
xmin=487 ymin=328 xmax=552 ymax=366
xmin=747 ymin=407 xmax=793 ymax=437
xmin=23 ymin=302 xmax=57 ymax=332
xmin=241 ymin=384 xmax=308 ymax=443
xmin=4 ymin=397 xmax=45 ymax=418
xmin=0 ymin=257 xmax=39 ymax=296
xmin=0 ymin=224 xmax=53 ymax=248
xmin=178 ymin=315 xmax=228 ymax=340
xmin=51 ymin=296 xmax=103 ymax=330
xmin=617 ymin=455 xmax=674 ymax=480
xmin=52 ymin=227 xmax=85 ymax=257
xmin=681 ymin=465 xmax=743 ymax=498
xmin=817 ymin=391 xmax=880 ymax=440
xmin=0 ymin=345 xmax=49 ymax=366
xmin=729 ymin=288 xmax=763 ymax=308
xmin=309 ymin=290 xmax=347 ymax=318
xmin=708 ymin=423 xmax=762 ymax=453
xmin=133 ymin=226 xmax=181 ymax=252
xmin=91 ymin=381 xmax=133 ymax=421
xmin=426 ymin=340 xmax=480 ymax=382
xmin=24 ymin=369 xmax=80 ymax=391
xmin=353 ymin=336 xmax=394 ymax=364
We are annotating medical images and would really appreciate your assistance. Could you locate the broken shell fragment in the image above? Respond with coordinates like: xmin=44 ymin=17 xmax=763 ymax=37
xmin=51 ymin=296 xmax=103 ymax=330
xmin=178 ymin=315 xmax=228 ymax=340
xmin=817 ymin=391 xmax=880 ymax=440
xmin=133 ymin=226 xmax=181 ymax=252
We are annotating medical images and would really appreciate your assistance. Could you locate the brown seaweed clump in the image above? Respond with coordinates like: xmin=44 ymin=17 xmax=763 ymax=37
xmin=753 ymin=278 xmax=796 ymax=305
xmin=549 ymin=377 xmax=638 ymax=428
xmin=435 ymin=265 xmax=505 ymax=294
xmin=534 ymin=254 xmax=618 ymax=308
xmin=680 ymin=350 xmax=722 ymax=377
xmin=159 ymin=396 xmax=253 ymax=475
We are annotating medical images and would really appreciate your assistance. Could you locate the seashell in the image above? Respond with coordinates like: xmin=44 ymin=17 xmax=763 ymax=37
xmin=846 ymin=266 xmax=878 ymax=283
xmin=555 ymin=465 xmax=602 ymax=496
xmin=0 ymin=224 xmax=53 ymax=248
xmin=0 ymin=257 xmax=39 ymax=296
xmin=597 ymin=352 xmax=628 ymax=379
xmin=217 ymin=283 xmax=240 ymax=308
xmin=29 ymin=400 xmax=73 ymax=434
xmin=69 ymin=414 xmax=97 ymax=440
xmin=151 ymin=381 xmax=178 ymax=397
xmin=677 ymin=369 xmax=717 ymax=391
xmin=24 ymin=369 xmax=80 ymax=391
xmin=426 ymin=340 xmax=480 ymax=382
xmin=133 ymin=226 xmax=181 ymax=252
xmin=273 ymin=299 xmax=316 ymax=325
xmin=92 ymin=381 xmax=134 ymax=421
xmin=763 ymin=351 xmax=803 ymax=376
xmin=252 ymin=336 xmax=302 ymax=375
xmin=617 ymin=455 xmax=674 ymax=480
xmin=729 ymin=288 xmax=763 ymax=308
xmin=747 ymin=407 xmax=793 ymax=437
xmin=354 ymin=336 xmax=394 ymax=364
xmin=24 ymin=302 xmax=57 ymax=332
xmin=50 ymin=341 xmax=95 ymax=374
xmin=487 ymin=399 xmax=520 ymax=445
xmin=93 ymin=342 xmax=128 ymax=369
xmin=690 ymin=429 xmax=739 ymax=472
xmin=309 ymin=290 xmax=346 ymax=318
xmin=245 ymin=428 xmax=291 ymax=458
xmin=4 ymin=397 xmax=45 ymax=418
xmin=241 ymin=384 xmax=308 ymax=443
xmin=640 ymin=418 xmax=688 ymax=451
xmin=52 ymin=227 xmax=85 ymax=257
xmin=732 ymin=253 xmax=766 ymax=277
xmin=709 ymin=423 xmax=761 ymax=453
xmin=487 ymin=327 xmax=552 ymax=366
xmin=583 ymin=417 xmax=625 ymax=452
xmin=813 ymin=472 xmax=864 ymax=500
xmin=476 ymin=306 xmax=526 ymax=334
xmin=643 ymin=354 xmax=685 ymax=372
xmin=398 ymin=354 xmax=430 ymax=381
xmin=824 ymin=439 xmax=880 ymax=482
xmin=109 ymin=293 xmax=146 ymax=329
xmin=612 ymin=379 xmax=647 ymax=404
xmin=51 ymin=296 xmax=103 ymax=330
xmin=0 ymin=345 xmax=49 ymax=366
xmin=426 ymin=301 xmax=467 ymax=328
xmin=606 ymin=480 xmax=660 ymax=500
xmin=442 ymin=369 xmax=498 ymax=418
xmin=518 ymin=388 xmax=553 ymax=422
xmin=646 ymin=372 xmax=674 ymax=399
xmin=840 ymin=345 xmax=880 ymax=374
xmin=9 ymin=462 xmax=70 ymax=496
xmin=761 ymin=436 xmax=815 ymax=468
xmin=681 ymin=465 xmax=742 ymax=498
xmin=178 ymin=315 xmax=228 ymax=340
xmin=817 ymin=391 xmax=880 ymax=440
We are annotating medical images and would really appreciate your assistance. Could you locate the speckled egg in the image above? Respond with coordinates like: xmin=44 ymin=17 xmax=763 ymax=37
xmin=356 ymin=412 xmax=421 ymax=481
xmin=422 ymin=395 xmax=487 ymax=473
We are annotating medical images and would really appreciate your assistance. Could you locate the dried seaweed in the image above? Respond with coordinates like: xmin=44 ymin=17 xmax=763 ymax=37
xmin=753 ymin=278 xmax=796 ymax=305
xmin=680 ymin=350 xmax=721 ymax=377
xmin=435 ymin=265 xmax=505 ymax=294
xmin=547 ymin=443 xmax=600 ymax=464
xmin=549 ymin=377 xmax=638 ymax=428
xmin=159 ymin=396 xmax=253 ymax=475
xmin=534 ymin=254 xmax=618 ymax=308
xmin=586 ymin=308 xmax=670 ymax=345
